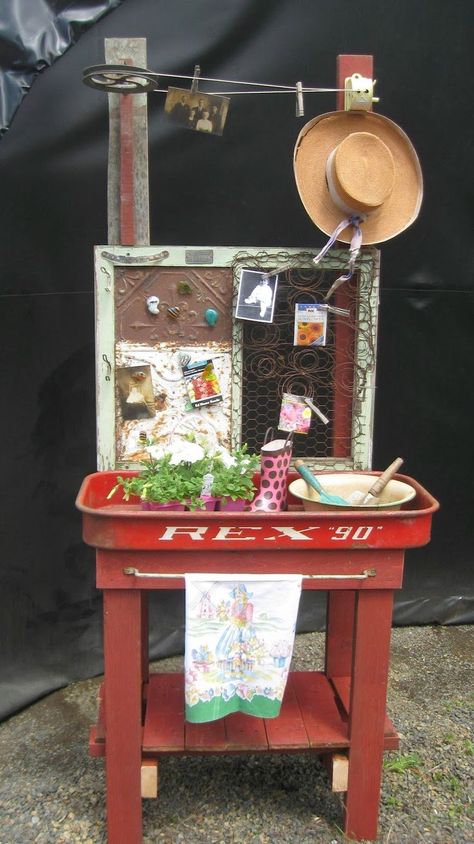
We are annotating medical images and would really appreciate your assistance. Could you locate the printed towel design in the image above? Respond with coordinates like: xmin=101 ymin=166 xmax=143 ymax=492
xmin=185 ymin=574 xmax=302 ymax=723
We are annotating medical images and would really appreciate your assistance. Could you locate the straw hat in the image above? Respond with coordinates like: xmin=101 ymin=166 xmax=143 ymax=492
xmin=293 ymin=110 xmax=423 ymax=244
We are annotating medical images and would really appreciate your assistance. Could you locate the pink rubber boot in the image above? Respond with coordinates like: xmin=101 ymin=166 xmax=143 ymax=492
xmin=250 ymin=429 xmax=293 ymax=512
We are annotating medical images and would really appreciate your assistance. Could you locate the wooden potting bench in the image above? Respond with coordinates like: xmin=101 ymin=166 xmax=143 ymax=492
xmin=76 ymin=470 xmax=438 ymax=842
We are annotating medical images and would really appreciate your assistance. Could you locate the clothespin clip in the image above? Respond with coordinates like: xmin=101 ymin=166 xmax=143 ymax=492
xmin=318 ymin=303 xmax=351 ymax=318
xmin=344 ymin=73 xmax=379 ymax=111
xmin=260 ymin=263 xmax=293 ymax=281
xmin=191 ymin=64 xmax=201 ymax=94
xmin=303 ymin=397 xmax=329 ymax=425
xmin=295 ymin=81 xmax=304 ymax=117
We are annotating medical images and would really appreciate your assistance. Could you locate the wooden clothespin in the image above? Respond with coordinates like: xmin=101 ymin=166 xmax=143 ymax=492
xmin=303 ymin=397 xmax=330 ymax=425
xmin=191 ymin=65 xmax=201 ymax=94
xmin=295 ymin=81 xmax=304 ymax=117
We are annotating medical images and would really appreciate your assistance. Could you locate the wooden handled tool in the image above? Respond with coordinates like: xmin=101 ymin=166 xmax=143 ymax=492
xmin=357 ymin=457 xmax=404 ymax=505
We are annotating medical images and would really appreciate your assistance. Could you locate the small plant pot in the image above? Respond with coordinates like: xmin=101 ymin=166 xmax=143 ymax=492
xmin=140 ymin=501 xmax=186 ymax=511
xmin=199 ymin=496 xmax=219 ymax=511
xmin=216 ymin=498 xmax=248 ymax=512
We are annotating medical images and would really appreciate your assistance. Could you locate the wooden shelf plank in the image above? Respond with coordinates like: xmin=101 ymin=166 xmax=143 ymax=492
xmin=223 ymin=710 xmax=269 ymax=750
xmin=264 ymin=675 xmax=310 ymax=749
xmin=290 ymin=672 xmax=349 ymax=748
xmin=89 ymin=672 xmax=398 ymax=757
xmin=186 ymin=718 xmax=228 ymax=751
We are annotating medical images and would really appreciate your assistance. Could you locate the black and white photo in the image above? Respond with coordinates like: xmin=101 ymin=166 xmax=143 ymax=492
xmin=235 ymin=268 xmax=279 ymax=323
xmin=164 ymin=87 xmax=230 ymax=136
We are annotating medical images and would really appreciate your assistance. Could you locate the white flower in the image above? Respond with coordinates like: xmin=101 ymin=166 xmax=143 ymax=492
xmin=145 ymin=444 xmax=166 ymax=460
xmin=216 ymin=447 xmax=236 ymax=468
xmin=169 ymin=440 xmax=205 ymax=464
xmin=146 ymin=440 xmax=205 ymax=464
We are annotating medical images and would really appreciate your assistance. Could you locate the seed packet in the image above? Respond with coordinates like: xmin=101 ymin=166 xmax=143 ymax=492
xmin=294 ymin=303 xmax=328 ymax=346
xmin=278 ymin=393 xmax=312 ymax=435
xmin=182 ymin=359 xmax=223 ymax=408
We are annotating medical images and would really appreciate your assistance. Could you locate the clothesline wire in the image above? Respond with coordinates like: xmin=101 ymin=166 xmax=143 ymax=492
xmin=150 ymin=88 xmax=344 ymax=96
xmin=98 ymin=67 xmax=349 ymax=94
xmin=126 ymin=69 xmax=347 ymax=92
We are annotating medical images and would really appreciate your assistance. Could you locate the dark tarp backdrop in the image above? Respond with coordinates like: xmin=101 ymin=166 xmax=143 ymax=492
xmin=0 ymin=0 xmax=473 ymax=721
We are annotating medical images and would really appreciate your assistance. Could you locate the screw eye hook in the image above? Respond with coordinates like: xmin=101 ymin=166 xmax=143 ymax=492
xmin=102 ymin=354 xmax=112 ymax=381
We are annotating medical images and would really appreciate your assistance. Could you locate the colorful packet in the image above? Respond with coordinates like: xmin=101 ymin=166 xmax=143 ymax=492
xmin=294 ymin=303 xmax=328 ymax=346
xmin=278 ymin=393 xmax=312 ymax=434
xmin=182 ymin=359 xmax=223 ymax=408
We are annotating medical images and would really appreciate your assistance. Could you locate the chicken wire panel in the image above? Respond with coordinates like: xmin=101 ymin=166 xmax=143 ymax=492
xmin=94 ymin=245 xmax=379 ymax=470
xmin=230 ymin=248 xmax=380 ymax=470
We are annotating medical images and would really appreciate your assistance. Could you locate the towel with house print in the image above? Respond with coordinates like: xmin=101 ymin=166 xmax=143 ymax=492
xmin=184 ymin=574 xmax=302 ymax=723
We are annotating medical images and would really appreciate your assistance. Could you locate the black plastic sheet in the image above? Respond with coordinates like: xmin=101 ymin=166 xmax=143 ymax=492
xmin=0 ymin=0 xmax=123 ymax=135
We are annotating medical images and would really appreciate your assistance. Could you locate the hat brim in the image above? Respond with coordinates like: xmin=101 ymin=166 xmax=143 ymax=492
xmin=293 ymin=111 xmax=423 ymax=244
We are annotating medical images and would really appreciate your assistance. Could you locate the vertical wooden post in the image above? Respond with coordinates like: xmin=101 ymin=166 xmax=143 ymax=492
xmin=344 ymin=589 xmax=394 ymax=840
xmin=333 ymin=55 xmax=374 ymax=461
xmin=102 ymin=40 xmax=151 ymax=841
xmin=105 ymin=38 xmax=150 ymax=245
xmin=325 ymin=590 xmax=356 ymax=679
xmin=103 ymin=589 xmax=143 ymax=843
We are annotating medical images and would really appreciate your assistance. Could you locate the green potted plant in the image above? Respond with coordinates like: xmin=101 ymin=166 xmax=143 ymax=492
xmin=107 ymin=439 xmax=213 ymax=510
xmin=211 ymin=444 xmax=259 ymax=511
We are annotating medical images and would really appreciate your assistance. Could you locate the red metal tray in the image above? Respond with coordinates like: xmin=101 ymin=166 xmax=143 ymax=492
xmin=76 ymin=471 xmax=439 ymax=552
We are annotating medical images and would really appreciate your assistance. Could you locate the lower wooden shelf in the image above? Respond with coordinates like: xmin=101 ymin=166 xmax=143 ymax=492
xmin=90 ymin=671 xmax=399 ymax=758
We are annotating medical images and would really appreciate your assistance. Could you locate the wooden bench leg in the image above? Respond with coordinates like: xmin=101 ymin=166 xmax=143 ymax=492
xmin=344 ymin=589 xmax=393 ymax=841
xmin=103 ymin=589 xmax=143 ymax=843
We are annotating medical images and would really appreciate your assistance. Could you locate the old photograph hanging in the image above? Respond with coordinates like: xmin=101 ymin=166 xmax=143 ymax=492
xmin=235 ymin=268 xmax=279 ymax=323
xmin=116 ymin=365 xmax=155 ymax=420
xmin=164 ymin=87 xmax=230 ymax=135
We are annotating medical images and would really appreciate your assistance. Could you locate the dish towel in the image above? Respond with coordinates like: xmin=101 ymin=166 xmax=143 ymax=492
xmin=184 ymin=573 xmax=302 ymax=723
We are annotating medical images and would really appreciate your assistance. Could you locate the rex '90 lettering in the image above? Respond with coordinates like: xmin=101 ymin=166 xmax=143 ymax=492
xmin=157 ymin=524 xmax=377 ymax=542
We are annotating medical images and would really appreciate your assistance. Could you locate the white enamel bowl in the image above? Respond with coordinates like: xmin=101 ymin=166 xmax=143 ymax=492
xmin=288 ymin=473 xmax=416 ymax=512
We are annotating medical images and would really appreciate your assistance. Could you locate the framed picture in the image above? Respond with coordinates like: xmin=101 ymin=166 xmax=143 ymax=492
xmin=235 ymin=268 xmax=278 ymax=323
xmin=94 ymin=245 xmax=379 ymax=471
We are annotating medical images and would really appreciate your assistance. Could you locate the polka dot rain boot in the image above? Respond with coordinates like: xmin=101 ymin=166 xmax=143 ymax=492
xmin=250 ymin=429 xmax=294 ymax=512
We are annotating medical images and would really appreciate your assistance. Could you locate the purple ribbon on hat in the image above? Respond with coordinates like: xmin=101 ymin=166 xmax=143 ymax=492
xmin=311 ymin=215 xmax=363 ymax=302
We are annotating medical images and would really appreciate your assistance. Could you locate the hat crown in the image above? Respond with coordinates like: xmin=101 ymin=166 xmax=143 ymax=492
xmin=330 ymin=132 xmax=395 ymax=215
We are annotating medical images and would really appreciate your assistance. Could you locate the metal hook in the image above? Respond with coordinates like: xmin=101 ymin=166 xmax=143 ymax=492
xmin=102 ymin=354 xmax=112 ymax=381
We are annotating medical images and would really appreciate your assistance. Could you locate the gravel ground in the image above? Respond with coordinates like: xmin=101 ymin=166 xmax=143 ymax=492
xmin=0 ymin=625 xmax=473 ymax=844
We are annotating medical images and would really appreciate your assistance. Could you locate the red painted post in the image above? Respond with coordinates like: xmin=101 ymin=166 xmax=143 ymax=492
xmin=344 ymin=588 xmax=394 ymax=840
xmin=105 ymin=37 xmax=150 ymax=246
xmin=333 ymin=55 xmax=374 ymax=459
xmin=119 ymin=86 xmax=136 ymax=245
xmin=140 ymin=590 xmax=149 ymax=685
xmin=325 ymin=590 xmax=356 ymax=679
xmin=103 ymin=589 xmax=143 ymax=843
